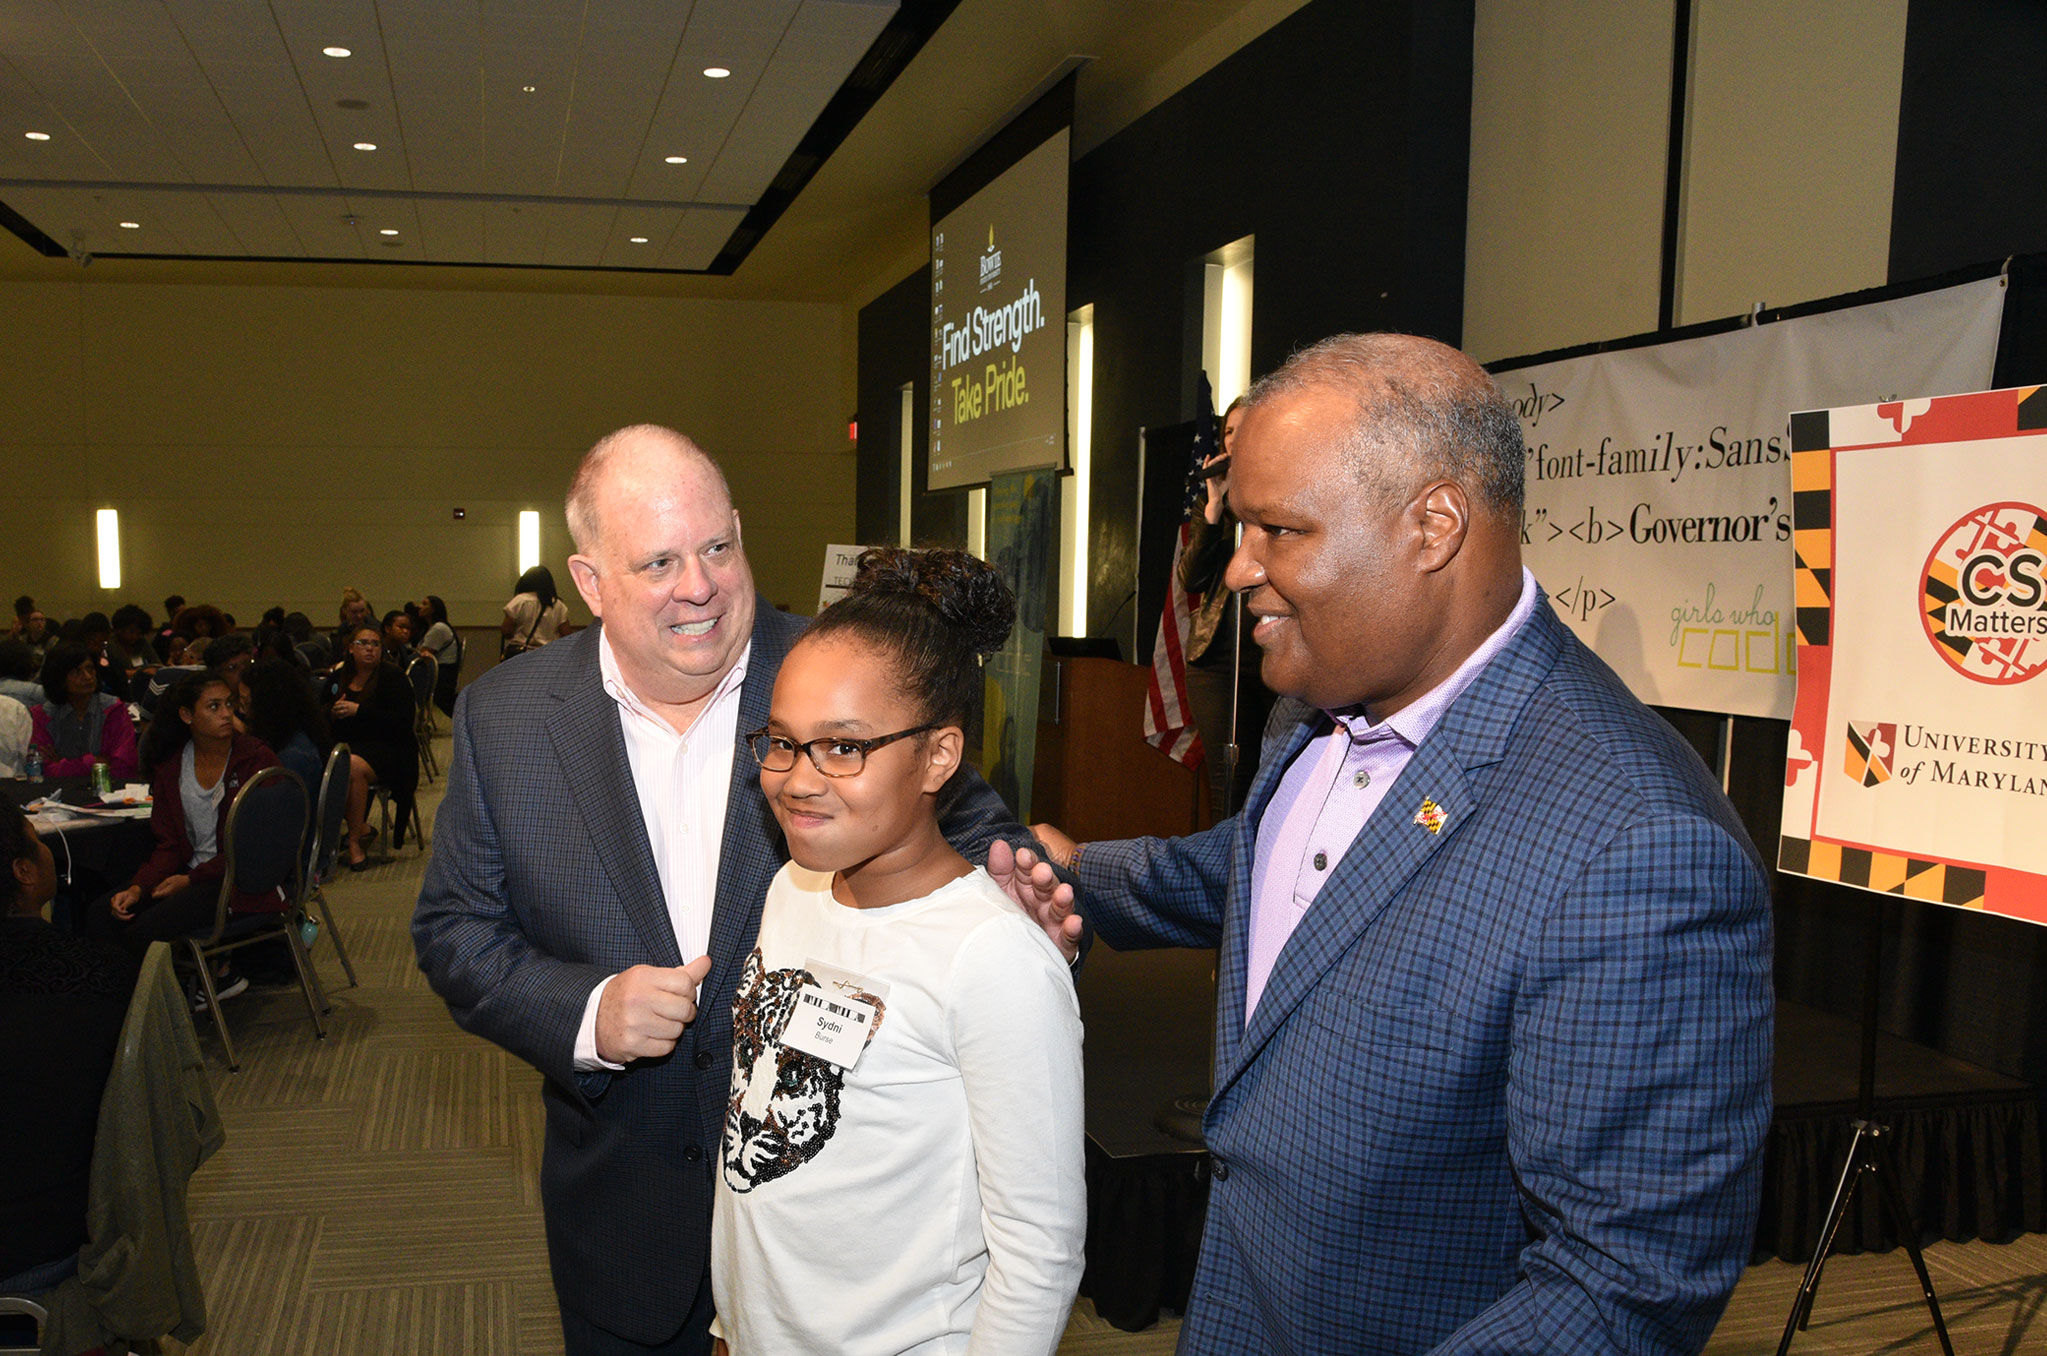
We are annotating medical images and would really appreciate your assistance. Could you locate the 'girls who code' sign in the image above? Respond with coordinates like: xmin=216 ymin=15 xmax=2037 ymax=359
xmin=1495 ymin=278 xmax=2005 ymax=719
xmin=1779 ymin=387 xmax=2047 ymax=925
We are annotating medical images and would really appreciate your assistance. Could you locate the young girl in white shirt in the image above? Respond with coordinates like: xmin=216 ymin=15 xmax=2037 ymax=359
xmin=711 ymin=547 xmax=1085 ymax=1356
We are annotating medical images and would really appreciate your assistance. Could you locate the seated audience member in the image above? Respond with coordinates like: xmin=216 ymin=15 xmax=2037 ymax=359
xmin=75 ymin=612 xmax=124 ymax=697
xmin=87 ymin=672 xmax=283 ymax=979
xmin=152 ymin=594 xmax=186 ymax=661
xmin=171 ymin=603 xmax=225 ymax=642
xmin=9 ymin=595 xmax=32 ymax=636
xmin=17 ymin=609 xmax=52 ymax=664
xmin=282 ymin=612 xmax=323 ymax=669
xmin=328 ymin=588 xmax=373 ymax=662
xmin=31 ymin=643 xmax=140 ymax=782
xmin=0 ymin=639 xmax=41 ymax=709
xmin=139 ymin=635 xmax=201 ymax=714
xmin=108 ymin=604 xmax=154 ymax=679
xmin=200 ymin=633 xmax=257 ymax=692
xmin=414 ymin=594 xmax=462 ymax=714
xmin=319 ymin=624 xmax=418 ymax=869
xmin=241 ymin=659 xmax=330 ymax=799
xmin=501 ymin=565 xmax=567 ymax=655
xmin=0 ymin=693 xmax=27 ymax=779
xmin=0 ymin=805 xmax=136 ymax=1293
xmin=379 ymin=610 xmax=415 ymax=664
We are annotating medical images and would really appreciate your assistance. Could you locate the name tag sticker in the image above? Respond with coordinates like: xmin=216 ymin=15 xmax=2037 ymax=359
xmin=782 ymin=984 xmax=878 ymax=1068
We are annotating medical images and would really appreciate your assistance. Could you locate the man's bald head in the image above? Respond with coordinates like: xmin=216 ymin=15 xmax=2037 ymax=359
xmin=1240 ymin=333 xmax=1525 ymax=522
xmin=566 ymin=423 xmax=733 ymax=555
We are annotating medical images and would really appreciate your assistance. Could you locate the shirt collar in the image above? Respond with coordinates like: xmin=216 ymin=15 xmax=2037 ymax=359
xmin=1327 ymin=567 xmax=1541 ymax=748
xmin=598 ymin=627 xmax=751 ymax=734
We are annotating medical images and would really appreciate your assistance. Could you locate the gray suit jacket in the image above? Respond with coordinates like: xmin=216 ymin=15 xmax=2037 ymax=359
xmin=413 ymin=602 xmax=1039 ymax=1342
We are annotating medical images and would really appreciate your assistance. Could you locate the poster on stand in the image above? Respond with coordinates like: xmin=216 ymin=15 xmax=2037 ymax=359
xmin=1495 ymin=277 xmax=2005 ymax=718
xmin=1778 ymin=385 xmax=2047 ymax=925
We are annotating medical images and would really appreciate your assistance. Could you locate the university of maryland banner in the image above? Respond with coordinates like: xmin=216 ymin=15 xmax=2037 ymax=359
xmin=1495 ymin=277 xmax=2005 ymax=719
xmin=1778 ymin=386 xmax=2047 ymax=924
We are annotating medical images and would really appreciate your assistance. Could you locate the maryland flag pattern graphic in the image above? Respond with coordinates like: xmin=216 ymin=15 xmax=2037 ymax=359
xmin=1842 ymin=721 xmax=1897 ymax=787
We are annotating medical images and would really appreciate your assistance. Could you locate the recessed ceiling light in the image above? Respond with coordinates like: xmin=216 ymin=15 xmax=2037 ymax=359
xmin=521 ymin=85 xmax=536 ymax=93
xmin=629 ymin=236 xmax=649 ymax=244
xmin=323 ymin=46 xmax=352 ymax=59
xmin=664 ymin=155 xmax=688 ymax=164
xmin=353 ymin=142 xmax=377 ymax=151
xmin=118 ymin=221 xmax=140 ymax=229
xmin=379 ymin=228 xmax=399 ymax=236
xmin=703 ymin=67 xmax=730 ymax=79
xmin=24 ymin=131 xmax=51 ymax=141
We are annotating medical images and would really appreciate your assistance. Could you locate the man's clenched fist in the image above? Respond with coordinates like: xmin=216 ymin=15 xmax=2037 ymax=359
xmin=596 ymin=954 xmax=714 ymax=1064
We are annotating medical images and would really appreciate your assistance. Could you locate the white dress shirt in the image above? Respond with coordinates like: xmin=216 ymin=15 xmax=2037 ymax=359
xmin=574 ymin=628 xmax=752 ymax=1072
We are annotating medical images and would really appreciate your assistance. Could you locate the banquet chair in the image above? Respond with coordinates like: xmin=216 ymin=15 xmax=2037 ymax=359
xmin=0 ymin=1295 xmax=47 ymax=1355
xmin=302 ymin=742 xmax=359 ymax=997
xmin=183 ymin=766 xmax=319 ymax=1070
xmin=11 ymin=942 xmax=225 ymax=1354
xmin=370 ymin=781 xmax=429 ymax=857
xmin=406 ymin=653 xmax=440 ymax=781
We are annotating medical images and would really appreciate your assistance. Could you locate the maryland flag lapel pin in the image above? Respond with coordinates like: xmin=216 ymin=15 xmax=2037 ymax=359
xmin=1413 ymin=798 xmax=1448 ymax=835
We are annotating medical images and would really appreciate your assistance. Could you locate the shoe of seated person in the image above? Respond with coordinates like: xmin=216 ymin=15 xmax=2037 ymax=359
xmin=191 ymin=973 xmax=250 ymax=1011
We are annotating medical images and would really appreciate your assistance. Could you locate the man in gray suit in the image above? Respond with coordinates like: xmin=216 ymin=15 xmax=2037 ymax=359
xmin=415 ymin=425 xmax=1043 ymax=1355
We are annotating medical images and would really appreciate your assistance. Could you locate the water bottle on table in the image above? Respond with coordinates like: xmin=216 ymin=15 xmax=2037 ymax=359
xmin=25 ymin=746 xmax=43 ymax=781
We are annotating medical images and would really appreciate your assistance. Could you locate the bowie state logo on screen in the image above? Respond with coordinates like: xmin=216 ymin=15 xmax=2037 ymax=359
xmin=979 ymin=226 xmax=1002 ymax=292
xmin=1843 ymin=720 xmax=1897 ymax=787
xmin=1920 ymin=501 xmax=2047 ymax=684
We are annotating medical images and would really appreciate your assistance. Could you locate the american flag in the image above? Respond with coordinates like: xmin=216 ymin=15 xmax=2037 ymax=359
xmin=1143 ymin=373 xmax=1219 ymax=768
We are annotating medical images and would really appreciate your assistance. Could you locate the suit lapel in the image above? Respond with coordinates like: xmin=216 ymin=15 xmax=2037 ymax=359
xmin=701 ymin=603 xmax=802 ymax=1004
xmin=1212 ymin=706 xmax=1319 ymax=1078
xmin=1215 ymin=741 xmax=1474 ymax=1098
xmin=546 ymin=628 xmax=681 ymax=967
xmin=1211 ymin=591 xmax=1567 ymax=1100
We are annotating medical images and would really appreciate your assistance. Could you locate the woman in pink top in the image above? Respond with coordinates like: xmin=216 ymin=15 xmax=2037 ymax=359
xmin=28 ymin=643 xmax=138 ymax=782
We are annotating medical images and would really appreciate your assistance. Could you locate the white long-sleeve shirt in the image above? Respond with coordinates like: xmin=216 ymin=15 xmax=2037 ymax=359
xmin=712 ymin=864 xmax=1086 ymax=1356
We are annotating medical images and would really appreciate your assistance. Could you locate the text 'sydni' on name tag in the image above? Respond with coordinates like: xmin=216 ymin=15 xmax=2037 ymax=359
xmin=779 ymin=958 xmax=888 ymax=1070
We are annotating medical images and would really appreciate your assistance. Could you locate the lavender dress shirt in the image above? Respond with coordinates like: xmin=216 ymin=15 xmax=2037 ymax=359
xmin=1243 ymin=568 xmax=1541 ymax=1017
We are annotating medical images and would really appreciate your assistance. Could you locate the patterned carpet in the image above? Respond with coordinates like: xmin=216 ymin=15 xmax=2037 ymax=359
xmin=154 ymin=731 xmax=2044 ymax=1354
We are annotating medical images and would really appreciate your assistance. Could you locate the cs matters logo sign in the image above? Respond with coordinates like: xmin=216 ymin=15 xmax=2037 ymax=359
xmin=1921 ymin=501 xmax=2047 ymax=685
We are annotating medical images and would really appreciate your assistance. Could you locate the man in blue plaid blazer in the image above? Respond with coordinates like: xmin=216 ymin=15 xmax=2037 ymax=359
xmin=1002 ymin=335 xmax=1773 ymax=1354
xmin=415 ymin=428 xmax=1042 ymax=1355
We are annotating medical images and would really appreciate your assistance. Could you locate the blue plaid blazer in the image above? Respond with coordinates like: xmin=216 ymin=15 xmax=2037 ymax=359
xmin=413 ymin=603 xmax=1035 ymax=1343
xmin=1079 ymin=599 xmax=1773 ymax=1355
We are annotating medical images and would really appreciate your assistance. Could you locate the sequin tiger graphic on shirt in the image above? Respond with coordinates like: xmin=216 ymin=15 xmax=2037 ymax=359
xmin=722 ymin=948 xmax=887 ymax=1192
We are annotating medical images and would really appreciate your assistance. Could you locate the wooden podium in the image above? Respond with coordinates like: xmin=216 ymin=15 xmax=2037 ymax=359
xmin=1032 ymin=654 xmax=1204 ymax=841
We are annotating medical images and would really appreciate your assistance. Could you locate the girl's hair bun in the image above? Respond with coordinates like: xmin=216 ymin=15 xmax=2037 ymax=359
xmin=848 ymin=546 xmax=1015 ymax=658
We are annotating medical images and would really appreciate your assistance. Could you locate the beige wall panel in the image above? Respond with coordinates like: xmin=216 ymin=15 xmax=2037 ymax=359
xmin=0 ymin=285 xmax=85 ymax=446
xmin=1464 ymin=0 xmax=1674 ymax=363
xmin=1 ymin=281 xmax=847 ymax=628
xmin=1678 ymin=0 xmax=1908 ymax=324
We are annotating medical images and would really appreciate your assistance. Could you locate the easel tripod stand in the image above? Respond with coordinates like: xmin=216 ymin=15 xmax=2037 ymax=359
xmin=1775 ymin=902 xmax=1955 ymax=1356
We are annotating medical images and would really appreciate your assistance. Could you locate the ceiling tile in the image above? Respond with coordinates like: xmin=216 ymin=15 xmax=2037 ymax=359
xmin=794 ymin=0 xmax=900 ymax=41
xmin=538 ymin=200 xmax=619 ymax=268
xmin=203 ymin=190 xmax=303 ymax=256
xmin=413 ymin=197 xmax=486 ymax=262
xmin=0 ymin=0 xmax=916 ymax=272
xmin=659 ymin=204 xmax=745 ymax=270
xmin=481 ymin=197 xmax=548 ymax=265
xmin=598 ymin=203 xmax=686 ymax=268
xmin=272 ymin=190 xmax=369 ymax=259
